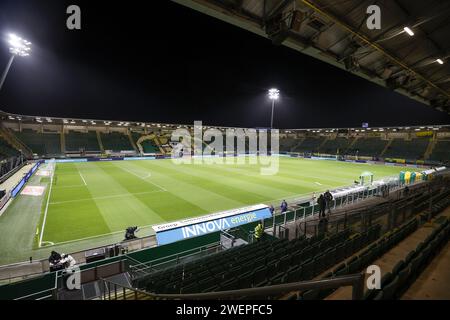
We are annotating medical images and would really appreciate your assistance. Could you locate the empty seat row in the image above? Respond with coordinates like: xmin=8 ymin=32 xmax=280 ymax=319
xmin=369 ymin=218 xmax=449 ymax=300
xmin=135 ymin=229 xmax=356 ymax=294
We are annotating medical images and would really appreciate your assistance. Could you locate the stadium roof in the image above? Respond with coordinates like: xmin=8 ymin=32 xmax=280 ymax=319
xmin=2 ymin=109 xmax=449 ymax=133
xmin=173 ymin=0 xmax=450 ymax=113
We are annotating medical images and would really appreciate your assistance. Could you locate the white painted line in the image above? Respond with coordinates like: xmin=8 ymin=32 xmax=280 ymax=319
xmin=119 ymin=165 xmax=167 ymax=192
xmin=49 ymin=189 xmax=165 ymax=205
xmin=40 ymin=241 xmax=55 ymax=246
xmin=79 ymin=171 xmax=87 ymax=186
xmin=39 ymin=166 xmax=55 ymax=247
xmin=49 ymin=223 xmax=158 ymax=246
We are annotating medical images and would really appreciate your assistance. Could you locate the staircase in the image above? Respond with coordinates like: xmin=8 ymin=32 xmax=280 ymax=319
xmin=292 ymin=137 xmax=305 ymax=152
xmin=423 ymin=138 xmax=437 ymax=160
xmin=60 ymin=131 xmax=66 ymax=154
xmin=127 ymin=130 xmax=139 ymax=153
xmin=153 ymin=135 xmax=166 ymax=154
xmin=380 ymin=139 xmax=393 ymax=157
xmin=96 ymin=131 xmax=105 ymax=153
xmin=345 ymin=137 xmax=359 ymax=154
xmin=0 ymin=126 xmax=33 ymax=158
xmin=317 ymin=137 xmax=329 ymax=154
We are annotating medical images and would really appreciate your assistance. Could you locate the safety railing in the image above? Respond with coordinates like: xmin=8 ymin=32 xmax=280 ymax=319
xmin=128 ymin=242 xmax=222 ymax=279
xmin=100 ymin=273 xmax=365 ymax=300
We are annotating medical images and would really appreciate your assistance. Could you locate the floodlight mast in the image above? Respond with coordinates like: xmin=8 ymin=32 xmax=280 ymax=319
xmin=268 ymin=88 xmax=279 ymax=129
xmin=0 ymin=33 xmax=31 ymax=91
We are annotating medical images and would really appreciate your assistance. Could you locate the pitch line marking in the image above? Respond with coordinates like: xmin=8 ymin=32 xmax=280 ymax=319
xmin=45 ymin=223 xmax=159 ymax=247
xmin=39 ymin=165 xmax=55 ymax=247
xmin=118 ymin=165 xmax=167 ymax=192
xmin=78 ymin=171 xmax=87 ymax=186
xmin=49 ymin=189 xmax=165 ymax=205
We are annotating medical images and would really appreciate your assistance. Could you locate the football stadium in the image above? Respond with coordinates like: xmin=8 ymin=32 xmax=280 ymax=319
xmin=0 ymin=0 xmax=449 ymax=304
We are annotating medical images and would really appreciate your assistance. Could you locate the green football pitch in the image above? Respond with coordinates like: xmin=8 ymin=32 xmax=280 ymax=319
xmin=0 ymin=157 xmax=409 ymax=264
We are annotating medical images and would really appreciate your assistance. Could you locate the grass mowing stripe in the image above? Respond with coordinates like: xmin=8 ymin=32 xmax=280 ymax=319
xmin=49 ymin=189 xmax=165 ymax=205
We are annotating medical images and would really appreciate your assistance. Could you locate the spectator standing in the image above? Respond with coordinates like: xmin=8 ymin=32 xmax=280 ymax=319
xmin=324 ymin=190 xmax=333 ymax=214
xmin=317 ymin=194 xmax=326 ymax=217
xmin=280 ymin=200 xmax=288 ymax=213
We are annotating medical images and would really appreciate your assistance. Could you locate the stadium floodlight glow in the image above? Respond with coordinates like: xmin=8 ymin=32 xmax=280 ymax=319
xmin=268 ymin=88 xmax=280 ymax=129
xmin=436 ymin=58 xmax=444 ymax=65
xmin=8 ymin=33 xmax=32 ymax=57
xmin=0 ymin=33 xmax=32 ymax=92
xmin=403 ymin=27 xmax=414 ymax=36
xmin=268 ymin=88 xmax=280 ymax=100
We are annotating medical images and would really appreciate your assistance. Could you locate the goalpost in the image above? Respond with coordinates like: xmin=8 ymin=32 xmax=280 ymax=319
xmin=38 ymin=158 xmax=56 ymax=247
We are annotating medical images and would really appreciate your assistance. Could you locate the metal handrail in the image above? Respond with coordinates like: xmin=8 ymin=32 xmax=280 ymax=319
xmin=101 ymin=273 xmax=365 ymax=300
xmin=129 ymin=242 xmax=222 ymax=275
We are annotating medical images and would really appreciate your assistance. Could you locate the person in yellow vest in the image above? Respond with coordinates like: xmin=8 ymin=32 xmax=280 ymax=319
xmin=254 ymin=223 xmax=263 ymax=241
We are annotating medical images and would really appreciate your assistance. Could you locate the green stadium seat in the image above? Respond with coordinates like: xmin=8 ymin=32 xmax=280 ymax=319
xmin=220 ymin=278 xmax=239 ymax=291
xmin=301 ymin=289 xmax=320 ymax=300
xmin=180 ymin=283 xmax=199 ymax=294
xmin=380 ymin=276 xmax=399 ymax=300
xmin=363 ymin=272 xmax=392 ymax=300
xmin=359 ymin=251 xmax=372 ymax=269
xmin=285 ymin=265 xmax=301 ymax=283
xmin=237 ymin=271 xmax=253 ymax=289
xmin=409 ymin=253 xmax=423 ymax=279
xmin=347 ymin=257 xmax=361 ymax=273
xmin=392 ymin=260 xmax=404 ymax=276
xmin=301 ymin=259 xmax=314 ymax=280
xmin=333 ymin=263 xmax=346 ymax=275
xmin=324 ymin=247 xmax=336 ymax=268
xmin=373 ymin=291 xmax=383 ymax=300
xmin=313 ymin=253 xmax=326 ymax=275
xmin=404 ymin=250 xmax=415 ymax=265
xmin=396 ymin=266 xmax=410 ymax=297
xmin=334 ymin=243 xmax=346 ymax=262
xmin=334 ymin=265 xmax=349 ymax=277
xmin=252 ymin=266 xmax=267 ymax=287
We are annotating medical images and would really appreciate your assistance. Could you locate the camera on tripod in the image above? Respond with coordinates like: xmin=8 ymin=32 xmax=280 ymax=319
xmin=124 ymin=226 xmax=139 ymax=240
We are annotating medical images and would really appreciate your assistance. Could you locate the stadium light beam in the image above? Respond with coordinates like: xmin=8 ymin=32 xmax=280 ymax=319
xmin=0 ymin=33 xmax=32 ymax=91
xmin=268 ymin=88 xmax=280 ymax=129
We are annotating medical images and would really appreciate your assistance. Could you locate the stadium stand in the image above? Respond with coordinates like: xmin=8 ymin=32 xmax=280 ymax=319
xmin=65 ymin=130 xmax=100 ymax=152
xmin=318 ymin=137 xmax=352 ymax=155
xmin=383 ymin=138 xmax=430 ymax=160
xmin=14 ymin=128 xmax=61 ymax=157
xmin=0 ymin=137 xmax=19 ymax=159
xmin=101 ymin=132 xmax=134 ymax=151
xmin=292 ymin=137 xmax=326 ymax=153
xmin=280 ymin=137 xmax=298 ymax=152
xmin=429 ymin=140 xmax=450 ymax=163
xmin=347 ymin=137 xmax=387 ymax=157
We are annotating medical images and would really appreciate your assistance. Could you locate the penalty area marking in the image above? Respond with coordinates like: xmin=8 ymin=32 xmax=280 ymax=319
xmin=118 ymin=165 xmax=167 ymax=192
xmin=40 ymin=241 xmax=55 ymax=246
xmin=39 ymin=169 xmax=55 ymax=248
xmin=78 ymin=169 xmax=87 ymax=186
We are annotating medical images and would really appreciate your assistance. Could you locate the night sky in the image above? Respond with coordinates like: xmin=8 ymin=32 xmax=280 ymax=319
xmin=0 ymin=0 xmax=449 ymax=129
